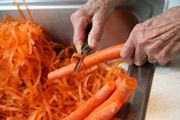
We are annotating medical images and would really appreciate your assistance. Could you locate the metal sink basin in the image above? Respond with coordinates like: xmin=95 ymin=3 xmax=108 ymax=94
xmin=0 ymin=0 xmax=168 ymax=120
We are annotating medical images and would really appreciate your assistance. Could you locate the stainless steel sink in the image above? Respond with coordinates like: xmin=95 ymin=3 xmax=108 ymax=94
xmin=0 ymin=0 xmax=168 ymax=120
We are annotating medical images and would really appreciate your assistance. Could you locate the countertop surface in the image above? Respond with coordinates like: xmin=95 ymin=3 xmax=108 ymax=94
xmin=145 ymin=55 xmax=180 ymax=120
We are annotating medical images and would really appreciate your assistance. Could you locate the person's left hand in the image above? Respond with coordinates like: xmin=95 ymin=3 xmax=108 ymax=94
xmin=120 ymin=6 xmax=180 ymax=66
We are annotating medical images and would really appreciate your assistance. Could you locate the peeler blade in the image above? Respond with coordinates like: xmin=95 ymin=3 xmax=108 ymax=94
xmin=74 ymin=48 xmax=89 ymax=72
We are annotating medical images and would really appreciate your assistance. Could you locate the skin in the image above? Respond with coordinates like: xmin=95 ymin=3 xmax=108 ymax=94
xmin=71 ymin=0 xmax=180 ymax=66
xmin=71 ymin=0 xmax=125 ymax=53
xmin=121 ymin=6 xmax=180 ymax=66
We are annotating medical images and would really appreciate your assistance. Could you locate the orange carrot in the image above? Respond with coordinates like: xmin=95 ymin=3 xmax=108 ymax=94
xmin=13 ymin=1 xmax=24 ymax=21
xmin=85 ymin=75 xmax=137 ymax=120
xmin=48 ymin=44 xmax=124 ymax=80
xmin=70 ymin=53 xmax=83 ymax=63
xmin=85 ymin=100 xmax=122 ymax=120
xmin=5 ymin=117 xmax=27 ymax=120
xmin=23 ymin=0 xmax=33 ymax=22
xmin=63 ymin=81 xmax=116 ymax=120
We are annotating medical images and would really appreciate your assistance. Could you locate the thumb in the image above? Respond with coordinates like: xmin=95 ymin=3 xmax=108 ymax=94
xmin=120 ymin=32 xmax=135 ymax=65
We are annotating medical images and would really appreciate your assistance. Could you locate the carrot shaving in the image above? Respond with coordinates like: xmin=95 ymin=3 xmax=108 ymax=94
xmin=0 ymin=1 xmax=127 ymax=120
xmin=13 ymin=1 xmax=24 ymax=21
xmin=23 ymin=0 xmax=33 ymax=22
xmin=70 ymin=53 xmax=83 ymax=63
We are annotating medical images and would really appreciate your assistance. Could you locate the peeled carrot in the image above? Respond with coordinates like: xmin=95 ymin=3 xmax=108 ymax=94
xmin=63 ymin=81 xmax=116 ymax=120
xmin=48 ymin=44 xmax=124 ymax=80
xmin=86 ymin=100 xmax=122 ymax=120
xmin=85 ymin=75 xmax=137 ymax=120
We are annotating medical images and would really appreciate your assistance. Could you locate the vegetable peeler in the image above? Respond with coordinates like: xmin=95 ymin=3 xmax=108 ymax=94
xmin=74 ymin=24 xmax=92 ymax=72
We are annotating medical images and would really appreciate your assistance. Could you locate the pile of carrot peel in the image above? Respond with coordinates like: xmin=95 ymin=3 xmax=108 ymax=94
xmin=0 ymin=1 xmax=137 ymax=120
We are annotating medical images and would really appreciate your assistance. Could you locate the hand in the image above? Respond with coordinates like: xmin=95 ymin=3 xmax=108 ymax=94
xmin=71 ymin=0 xmax=125 ymax=53
xmin=120 ymin=6 xmax=180 ymax=66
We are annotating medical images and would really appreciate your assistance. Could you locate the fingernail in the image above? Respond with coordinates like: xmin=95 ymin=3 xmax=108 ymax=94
xmin=75 ymin=42 xmax=82 ymax=53
xmin=89 ymin=39 xmax=96 ymax=49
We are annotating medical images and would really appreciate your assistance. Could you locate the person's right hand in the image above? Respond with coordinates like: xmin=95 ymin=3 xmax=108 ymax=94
xmin=71 ymin=0 xmax=124 ymax=53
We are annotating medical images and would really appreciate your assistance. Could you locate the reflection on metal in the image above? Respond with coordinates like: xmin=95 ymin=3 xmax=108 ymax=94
xmin=115 ymin=63 xmax=156 ymax=120
xmin=126 ymin=63 xmax=156 ymax=120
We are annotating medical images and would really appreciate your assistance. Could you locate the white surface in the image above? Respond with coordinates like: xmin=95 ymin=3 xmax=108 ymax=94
xmin=145 ymin=55 xmax=180 ymax=120
xmin=168 ymin=0 xmax=180 ymax=8
xmin=119 ymin=62 xmax=129 ymax=71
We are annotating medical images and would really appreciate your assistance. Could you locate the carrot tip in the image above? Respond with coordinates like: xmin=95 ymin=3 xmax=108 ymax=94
xmin=107 ymin=81 xmax=116 ymax=91
xmin=47 ymin=73 xmax=52 ymax=80
xmin=121 ymin=75 xmax=137 ymax=89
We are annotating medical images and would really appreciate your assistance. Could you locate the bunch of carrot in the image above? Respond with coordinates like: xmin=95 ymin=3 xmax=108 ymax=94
xmin=64 ymin=75 xmax=137 ymax=120
xmin=0 ymin=1 xmax=137 ymax=120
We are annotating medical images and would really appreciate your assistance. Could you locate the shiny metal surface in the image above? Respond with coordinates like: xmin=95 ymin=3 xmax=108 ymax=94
xmin=0 ymin=0 xmax=168 ymax=120
xmin=127 ymin=63 xmax=156 ymax=120
xmin=113 ymin=63 xmax=156 ymax=120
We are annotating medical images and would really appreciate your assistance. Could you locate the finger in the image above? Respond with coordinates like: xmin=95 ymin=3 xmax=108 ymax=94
xmin=88 ymin=12 xmax=104 ymax=49
xmin=73 ymin=17 xmax=88 ymax=53
xmin=134 ymin=42 xmax=147 ymax=66
xmin=120 ymin=31 xmax=135 ymax=64
xmin=145 ymin=24 xmax=180 ymax=65
xmin=153 ymin=26 xmax=180 ymax=65
xmin=126 ymin=57 xmax=134 ymax=65
xmin=168 ymin=41 xmax=180 ymax=60
xmin=156 ymin=37 xmax=177 ymax=65
xmin=146 ymin=48 xmax=157 ymax=64
xmin=144 ymin=38 xmax=163 ymax=64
